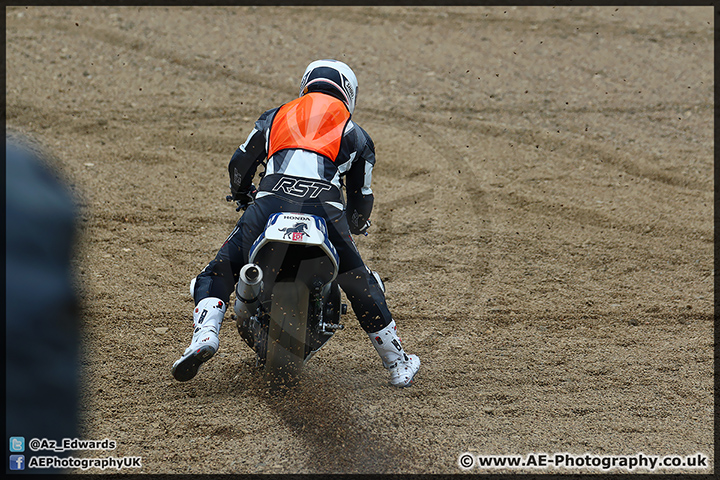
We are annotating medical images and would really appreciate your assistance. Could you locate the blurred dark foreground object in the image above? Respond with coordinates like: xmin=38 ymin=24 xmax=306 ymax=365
xmin=5 ymin=133 xmax=81 ymax=474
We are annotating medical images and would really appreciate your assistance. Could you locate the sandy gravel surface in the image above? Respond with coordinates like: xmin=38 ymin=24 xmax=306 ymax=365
xmin=6 ymin=6 xmax=714 ymax=475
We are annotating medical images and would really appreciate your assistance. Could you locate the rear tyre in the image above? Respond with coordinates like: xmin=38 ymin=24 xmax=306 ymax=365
xmin=264 ymin=282 xmax=309 ymax=389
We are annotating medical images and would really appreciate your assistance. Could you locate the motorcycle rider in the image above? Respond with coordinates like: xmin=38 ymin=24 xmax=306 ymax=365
xmin=172 ymin=59 xmax=420 ymax=387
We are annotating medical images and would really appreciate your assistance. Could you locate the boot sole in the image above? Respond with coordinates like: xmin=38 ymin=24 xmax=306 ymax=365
xmin=172 ymin=345 xmax=216 ymax=382
xmin=390 ymin=356 xmax=420 ymax=387
xmin=392 ymin=373 xmax=418 ymax=388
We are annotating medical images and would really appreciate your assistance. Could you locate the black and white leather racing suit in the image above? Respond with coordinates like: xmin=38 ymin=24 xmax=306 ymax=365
xmin=192 ymin=93 xmax=392 ymax=333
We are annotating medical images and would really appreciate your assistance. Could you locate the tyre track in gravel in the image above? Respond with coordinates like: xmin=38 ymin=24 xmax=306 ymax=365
xmin=358 ymin=106 xmax=497 ymax=309
xmin=307 ymin=5 xmax=711 ymax=42
xmin=363 ymin=104 xmax=711 ymax=243
xmin=252 ymin=381 xmax=414 ymax=474
xmin=491 ymin=189 xmax=712 ymax=241
xmin=372 ymin=105 xmax=710 ymax=191
xmin=362 ymin=107 xmax=492 ymax=219
xmin=36 ymin=17 xmax=296 ymax=99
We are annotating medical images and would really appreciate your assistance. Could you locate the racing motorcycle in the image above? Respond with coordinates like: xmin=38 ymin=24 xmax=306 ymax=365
xmin=230 ymin=209 xmax=348 ymax=389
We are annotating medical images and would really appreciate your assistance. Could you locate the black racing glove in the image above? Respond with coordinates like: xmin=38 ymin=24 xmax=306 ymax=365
xmin=226 ymin=184 xmax=257 ymax=211
xmin=349 ymin=211 xmax=371 ymax=235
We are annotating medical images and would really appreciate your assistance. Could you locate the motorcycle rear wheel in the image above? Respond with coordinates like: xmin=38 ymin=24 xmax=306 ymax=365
xmin=264 ymin=281 xmax=309 ymax=389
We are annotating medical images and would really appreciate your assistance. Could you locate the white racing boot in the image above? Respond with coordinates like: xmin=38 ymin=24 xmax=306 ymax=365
xmin=368 ymin=320 xmax=420 ymax=387
xmin=172 ymin=297 xmax=226 ymax=382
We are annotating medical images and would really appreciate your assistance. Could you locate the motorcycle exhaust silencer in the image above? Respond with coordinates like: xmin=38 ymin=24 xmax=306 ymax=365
xmin=234 ymin=263 xmax=263 ymax=321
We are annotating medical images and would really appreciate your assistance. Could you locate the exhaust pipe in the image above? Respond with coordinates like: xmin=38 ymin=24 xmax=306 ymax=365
xmin=234 ymin=263 xmax=263 ymax=321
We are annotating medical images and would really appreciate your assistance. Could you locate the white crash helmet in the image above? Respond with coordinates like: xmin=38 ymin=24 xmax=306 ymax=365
xmin=299 ymin=59 xmax=358 ymax=114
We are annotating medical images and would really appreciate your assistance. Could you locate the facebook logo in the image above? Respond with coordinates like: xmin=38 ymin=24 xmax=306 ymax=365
xmin=9 ymin=437 xmax=25 ymax=453
xmin=9 ymin=455 xmax=25 ymax=470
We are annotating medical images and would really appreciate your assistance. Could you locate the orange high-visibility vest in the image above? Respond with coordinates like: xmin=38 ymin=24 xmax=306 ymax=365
xmin=268 ymin=92 xmax=351 ymax=162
